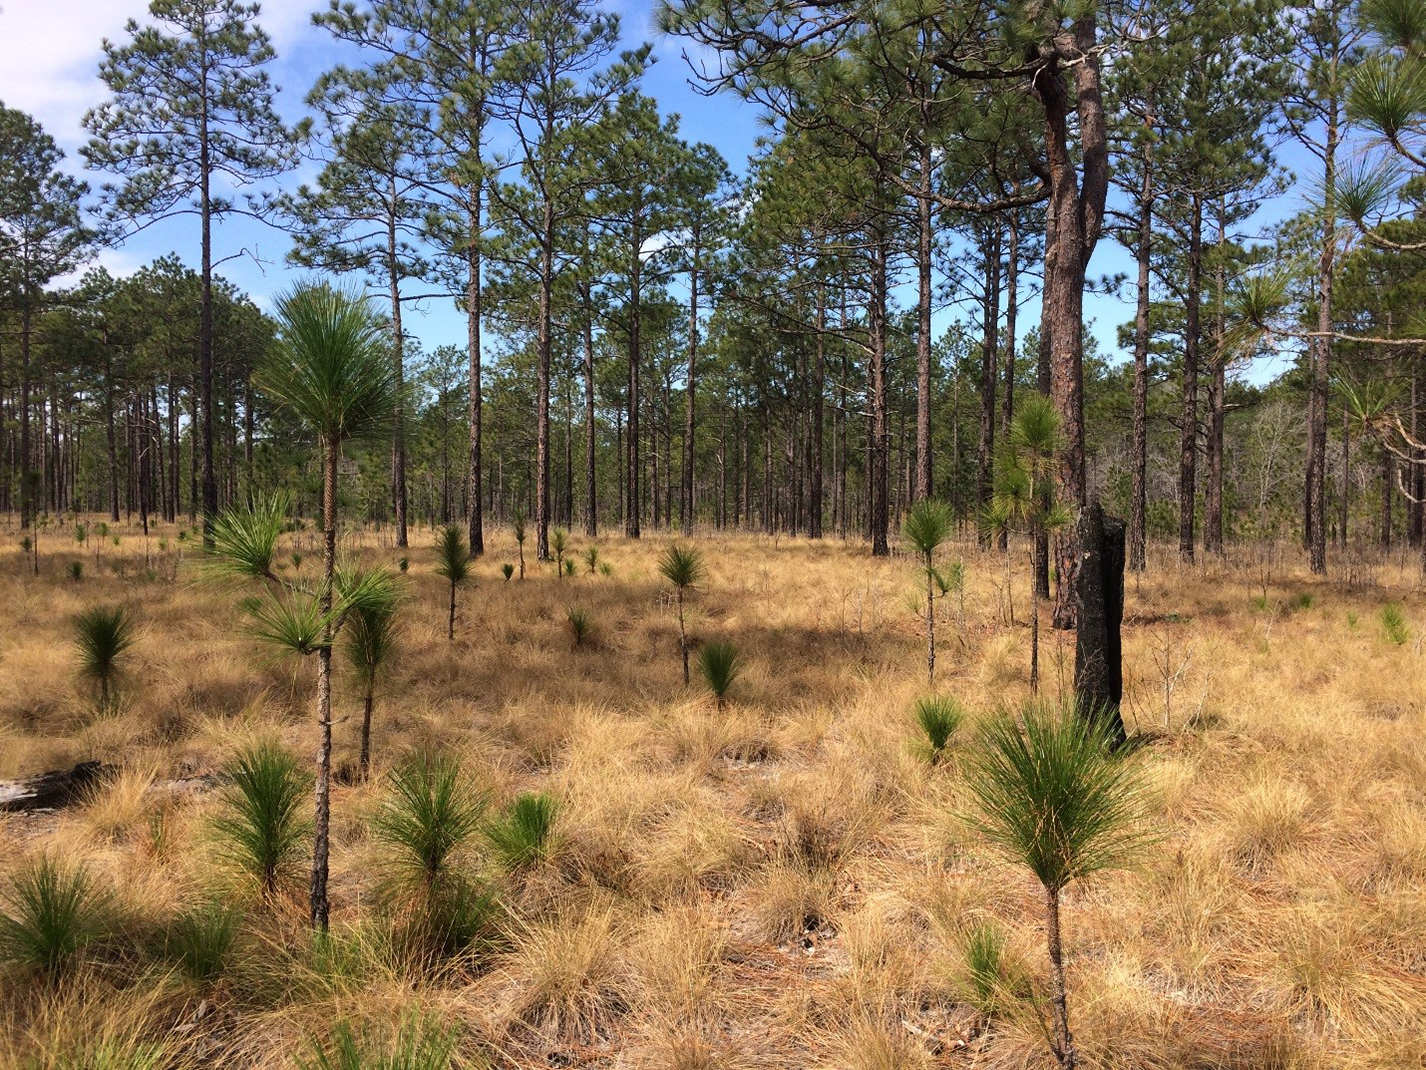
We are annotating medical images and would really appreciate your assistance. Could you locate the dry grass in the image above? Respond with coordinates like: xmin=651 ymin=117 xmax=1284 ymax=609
xmin=0 ymin=517 xmax=1423 ymax=1068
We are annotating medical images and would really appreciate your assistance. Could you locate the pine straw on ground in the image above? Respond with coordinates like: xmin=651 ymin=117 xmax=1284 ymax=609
xmin=0 ymin=519 xmax=1422 ymax=1069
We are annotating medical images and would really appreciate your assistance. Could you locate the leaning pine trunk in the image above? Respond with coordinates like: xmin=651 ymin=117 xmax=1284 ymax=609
xmin=311 ymin=438 xmax=338 ymax=931
xmin=1044 ymin=885 xmax=1076 ymax=1069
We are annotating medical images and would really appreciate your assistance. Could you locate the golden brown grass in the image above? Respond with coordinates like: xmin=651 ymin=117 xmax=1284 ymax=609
xmin=0 ymin=517 xmax=1423 ymax=1068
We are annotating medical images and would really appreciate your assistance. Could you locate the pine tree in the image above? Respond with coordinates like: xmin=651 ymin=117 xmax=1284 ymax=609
xmin=0 ymin=105 xmax=95 ymax=529
xmin=83 ymin=0 xmax=295 ymax=543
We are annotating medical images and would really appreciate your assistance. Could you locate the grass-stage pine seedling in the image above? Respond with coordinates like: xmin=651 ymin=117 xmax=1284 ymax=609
xmin=910 ymin=694 xmax=964 ymax=764
xmin=698 ymin=641 xmax=741 ymax=710
xmin=72 ymin=605 xmax=136 ymax=713
xmin=211 ymin=742 xmax=311 ymax=902
xmin=484 ymin=791 xmax=560 ymax=872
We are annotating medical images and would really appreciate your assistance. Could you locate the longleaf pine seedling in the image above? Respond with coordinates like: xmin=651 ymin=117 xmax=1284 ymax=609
xmin=963 ymin=705 xmax=1155 ymax=1070
xmin=340 ymin=570 xmax=403 ymax=778
xmin=212 ymin=742 xmax=311 ymax=902
xmin=902 ymin=499 xmax=952 ymax=683
xmin=659 ymin=544 xmax=705 ymax=686
xmin=567 ymin=605 xmax=593 ymax=648
xmin=0 ymin=854 xmax=108 ymax=977
xmin=698 ymin=640 xmax=741 ymax=710
xmin=72 ymin=604 xmax=135 ymax=713
xmin=551 ymin=527 xmax=570 ymax=578
xmin=433 ymin=526 xmax=472 ymax=641
xmin=484 ymin=791 xmax=560 ymax=872
xmin=214 ymin=282 xmax=399 ymax=931
xmin=910 ymin=694 xmax=964 ymax=764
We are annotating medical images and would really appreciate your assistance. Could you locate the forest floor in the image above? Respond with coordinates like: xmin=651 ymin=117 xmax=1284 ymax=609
xmin=0 ymin=519 xmax=1423 ymax=1069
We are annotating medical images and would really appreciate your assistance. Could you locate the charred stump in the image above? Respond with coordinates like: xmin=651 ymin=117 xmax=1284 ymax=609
xmin=1073 ymin=500 xmax=1127 ymax=744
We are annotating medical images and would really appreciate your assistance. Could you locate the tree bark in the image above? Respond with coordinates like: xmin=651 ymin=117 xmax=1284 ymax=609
xmin=1037 ymin=16 xmax=1108 ymax=628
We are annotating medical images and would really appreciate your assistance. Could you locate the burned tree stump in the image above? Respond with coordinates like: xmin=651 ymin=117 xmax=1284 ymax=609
xmin=1073 ymin=500 xmax=1127 ymax=744
xmin=0 ymin=761 xmax=108 ymax=813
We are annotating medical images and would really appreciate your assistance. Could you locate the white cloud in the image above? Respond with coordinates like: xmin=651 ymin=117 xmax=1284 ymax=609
xmin=0 ymin=0 xmax=314 ymax=155
xmin=0 ymin=0 xmax=132 ymax=149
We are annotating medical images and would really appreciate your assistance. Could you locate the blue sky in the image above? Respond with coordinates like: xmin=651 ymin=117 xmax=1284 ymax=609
xmin=0 ymin=0 xmax=1318 ymax=384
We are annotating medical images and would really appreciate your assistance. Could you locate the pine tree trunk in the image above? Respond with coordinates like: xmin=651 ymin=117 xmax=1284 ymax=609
xmin=1308 ymin=104 xmax=1337 ymax=576
xmin=1129 ymin=153 xmax=1152 ymax=572
xmin=199 ymin=110 xmax=218 ymax=546
xmin=627 ymin=225 xmax=643 ymax=539
xmin=915 ymin=147 xmax=934 ymax=501
xmin=682 ymin=228 xmax=699 ymax=534
xmin=19 ymin=304 xmax=32 ymax=530
xmin=925 ymin=552 xmax=935 ymax=683
xmin=467 ymin=184 xmax=485 ymax=556
xmin=678 ymin=590 xmax=689 ymax=686
xmin=1179 ymin=194 xmax=1203 ymax=564
xmin=389 ymin=175 xmax=408 ymax=550
xmin=536 ymin=196 xmax=554 ymax=561
xmin=870 ymin=218 xmax=890 ymax=557
xmin=1038 ymin=17 xmax=1107 ymax=629
xmin=976 ymin=225 xmax=1001 ymax=540
xmin=584 ymin=281 xmax=598 ymax=537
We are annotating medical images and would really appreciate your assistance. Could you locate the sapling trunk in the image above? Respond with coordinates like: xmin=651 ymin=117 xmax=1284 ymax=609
xmin=1044 ymin=885 xmax=1076 ymax=1069
xmin=359 ymin=681 xmax=374 ymax=780
xmin=447 ymin=579 xmax=457 ymax=640
xmin=1031 ymin=533 xmax=1041 ymax=694
xmin=924 ymin=551 xmax=935 ymax=683
xmin=678 ymin=588 xmax=689 ymax=686
xmin=311 ymin=438 xmax=338 ymax=932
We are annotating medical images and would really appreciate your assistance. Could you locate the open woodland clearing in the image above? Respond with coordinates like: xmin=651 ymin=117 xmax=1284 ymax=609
xmin=5 ymin=0 xmax=1426 ymax=1064
xmin=0 ymin=520 xmax=1422 ymax=1069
